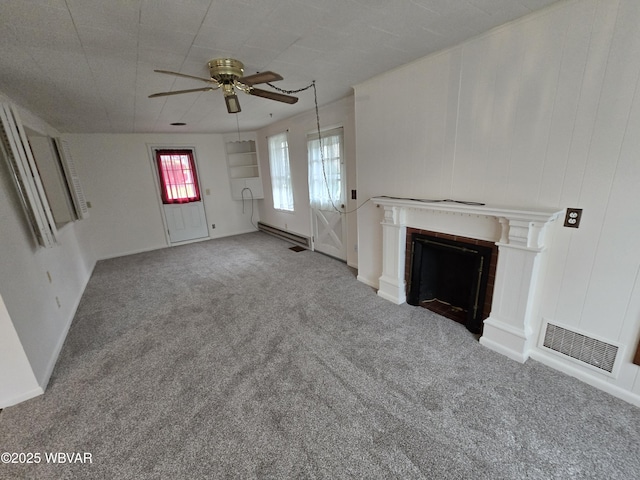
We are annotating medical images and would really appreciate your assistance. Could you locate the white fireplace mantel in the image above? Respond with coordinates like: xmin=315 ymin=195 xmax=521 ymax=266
xmin=371 ymin=196 xmax=563 ymax=363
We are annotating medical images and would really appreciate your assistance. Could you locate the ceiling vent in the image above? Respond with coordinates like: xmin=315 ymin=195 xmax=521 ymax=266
xmin=541 ymin=321 xmax=622 ymax=376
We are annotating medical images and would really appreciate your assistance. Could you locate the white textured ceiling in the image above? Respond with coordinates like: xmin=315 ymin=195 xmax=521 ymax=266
xmin=0 ymin=0 xmax=562 ymax=134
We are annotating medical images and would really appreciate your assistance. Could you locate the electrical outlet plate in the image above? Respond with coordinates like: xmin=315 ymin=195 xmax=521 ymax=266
xmin=563 ymin=208 xmax=582 ymax=228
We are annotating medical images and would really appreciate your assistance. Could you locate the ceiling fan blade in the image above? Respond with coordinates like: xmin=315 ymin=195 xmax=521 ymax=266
xmin=249 ymin=87 xmax=298 ymax=104
xmin=148 ymin=87 xmax=217 ymax=98
xmin=154 ymin=69 xmax=214 ymax=83
xmin=238 ymin=71 xmax=283 ymax=85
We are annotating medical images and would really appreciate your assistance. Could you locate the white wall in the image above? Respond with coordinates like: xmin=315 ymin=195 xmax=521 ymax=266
xmin=63 ymin=133 xmax=259 ymax=260
xmin=0 ymin=95 xmax=95 ymax=407
xmin=0 ymin=293 xmax=40 ymax=406
xmin=256 ymin=96 xmax=358 ymax=267
xmin=355 ymin=0 xmax=640 ymax=403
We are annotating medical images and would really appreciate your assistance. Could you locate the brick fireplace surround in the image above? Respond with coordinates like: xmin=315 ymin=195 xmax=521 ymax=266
xmin=405 ymin=227 xmax=498 ymax=330
xmin=372 ymin=196 xmax=563 ymax=363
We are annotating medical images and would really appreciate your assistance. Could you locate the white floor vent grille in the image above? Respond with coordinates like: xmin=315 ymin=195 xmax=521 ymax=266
xmin=542 ymin=323 xmax=619 ymax=374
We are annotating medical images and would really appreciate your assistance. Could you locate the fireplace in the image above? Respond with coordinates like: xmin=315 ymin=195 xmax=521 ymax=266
xmin=371 ymin=196 xmax=562 ymax=363
xmin=406 ymin=229 xmax=497 ymax=334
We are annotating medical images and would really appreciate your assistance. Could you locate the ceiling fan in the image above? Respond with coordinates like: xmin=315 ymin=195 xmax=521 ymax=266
xmin=149 ymin=58 xmax=298 ymax=114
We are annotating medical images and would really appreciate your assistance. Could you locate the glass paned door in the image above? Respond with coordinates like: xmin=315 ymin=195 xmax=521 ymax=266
xmin=307 ymin=128 xmax=346 ymax=260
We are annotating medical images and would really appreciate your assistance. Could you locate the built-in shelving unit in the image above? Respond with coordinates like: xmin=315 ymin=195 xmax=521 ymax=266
xmin=224 ymin=133 xmax=264 ymax=200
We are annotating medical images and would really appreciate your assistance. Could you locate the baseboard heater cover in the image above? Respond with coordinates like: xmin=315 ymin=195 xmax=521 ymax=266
xmin=257 ymin=221 xmax=310 ymax=248
xmin=540 ymin=321 xmax=622 ymax=376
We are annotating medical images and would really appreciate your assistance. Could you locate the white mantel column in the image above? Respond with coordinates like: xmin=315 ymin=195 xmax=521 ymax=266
xmin=479 ymin=217 xmax=553 ymax=363
xmin=377 ymin=205 xmax=407 ymax=304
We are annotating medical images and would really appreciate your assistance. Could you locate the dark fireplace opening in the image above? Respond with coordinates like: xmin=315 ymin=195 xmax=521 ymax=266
xmin=407 ymin=232 xmax=496 ymax=334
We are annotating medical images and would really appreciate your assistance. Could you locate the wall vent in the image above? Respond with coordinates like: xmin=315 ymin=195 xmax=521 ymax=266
xmin=257 ymin=221 xmax=310 ymax=248
xmin=542 ymin=322 xmax=620 ymax=375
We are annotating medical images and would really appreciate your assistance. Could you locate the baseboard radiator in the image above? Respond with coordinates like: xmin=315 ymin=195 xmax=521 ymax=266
xmin=257 ymin=222 xmax=311 ymax=248
xmin=542 ymin=322 xmax=620 ymax=376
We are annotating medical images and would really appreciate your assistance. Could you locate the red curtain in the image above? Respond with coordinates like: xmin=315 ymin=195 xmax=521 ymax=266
xmin=155 ymin=150 xmax=201 ymax=204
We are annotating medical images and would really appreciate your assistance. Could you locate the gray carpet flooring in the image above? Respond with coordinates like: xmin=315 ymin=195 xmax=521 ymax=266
xmin=1 ymin=232 xmax=639 ymax=479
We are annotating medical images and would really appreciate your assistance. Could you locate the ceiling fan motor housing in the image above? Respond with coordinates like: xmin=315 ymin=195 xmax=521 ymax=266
xmin=208 ymin=58 xmax=244 ymax=83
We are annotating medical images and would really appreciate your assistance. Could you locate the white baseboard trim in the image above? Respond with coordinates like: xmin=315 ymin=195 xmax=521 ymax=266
xmin=1 ymin=385 xmax=44 ymax=409
xmin=479 ymin=335 xmax=529 ymax=364
xmin=377 ymin=275 xmax=406 ymax=305
xmin=529 ymin=349 xmax=640 ymax=408
xmin=483 ymin=316 xmax=530 ymax=340
xmin=97 ymin=229 xmax=261 ymax=261
xmin=377 ymin=288 xmax=405 ymax=305
xmin=214 ymin=228 xmax=260 ymax=238
xmin=357 ymin=274 xmax=378 ymax=289
xmin=97 ymin=243 xmax=168 ymax=261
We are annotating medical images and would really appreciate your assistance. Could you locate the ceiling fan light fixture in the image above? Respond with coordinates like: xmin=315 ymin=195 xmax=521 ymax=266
xmin=224 ymin=93 xmax=241 ymax=114
xmin=150 ymin=58 xmax=298 ymax=114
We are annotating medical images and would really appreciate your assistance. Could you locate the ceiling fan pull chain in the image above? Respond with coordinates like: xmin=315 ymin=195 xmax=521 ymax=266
xmin=310 ymin=81 xmax=341 ymax=215
xmin=265 ymin=81 xmax=315 ymax=95
xmin=267 ymin=79 xmax=340 ymax=213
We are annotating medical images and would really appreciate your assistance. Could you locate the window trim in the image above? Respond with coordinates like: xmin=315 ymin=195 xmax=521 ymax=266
xmin=0 ymin=102 xmax=58 ymax=247
xmin=267 ymin=132 xmax=295 ymax=212
xmin=307 ymin=126 xmax=344 ymax=211
xmin=155 ymin=149 xmax=202 ymax=205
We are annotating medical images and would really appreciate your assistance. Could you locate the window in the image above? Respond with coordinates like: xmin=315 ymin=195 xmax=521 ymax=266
xmin=307 ymin=127 xmax=343 ymax=210
xmin=27 ymin=134 xmax=76 ymax=227
xmin=27 ymin=134 xmax=89 ymax=228
xmin=155 ymin=150 xmax=201 ymax=204
xmin=267 ymin=132 xmax=294 ymax=211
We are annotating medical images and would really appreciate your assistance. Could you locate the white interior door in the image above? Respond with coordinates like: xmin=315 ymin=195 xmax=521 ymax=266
xmin=308 ymin=128 xmax=347 ymax=261
xmin=163 ymin=202 xmax=208 ymax=243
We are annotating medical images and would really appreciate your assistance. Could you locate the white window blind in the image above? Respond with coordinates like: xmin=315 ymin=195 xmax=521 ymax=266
xmin=268 ymin=132 xmax=294 ymax=212
xmin=0 ymin=103 xmax=57 ymax=248
xmin=307 ymin=127 xmax=343 ymax=211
